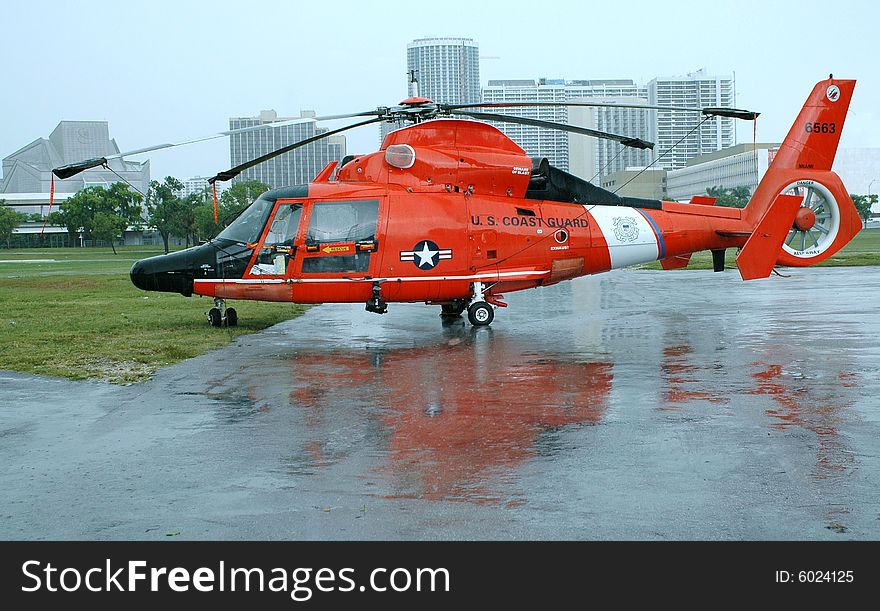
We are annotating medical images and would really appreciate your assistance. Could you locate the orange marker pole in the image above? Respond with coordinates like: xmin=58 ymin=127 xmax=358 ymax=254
xmin=41 ymin=173 xmax=55 ymax=237
xmin=212 ymin=182 xmax=219 ymax=224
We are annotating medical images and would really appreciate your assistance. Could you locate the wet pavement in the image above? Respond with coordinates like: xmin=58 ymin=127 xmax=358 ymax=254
xmin=2 ymin=267 xmax=879 ymax=540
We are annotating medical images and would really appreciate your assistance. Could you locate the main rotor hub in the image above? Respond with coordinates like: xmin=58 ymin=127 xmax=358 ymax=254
xmin=794 ymin=207 xmax=817 ymax=231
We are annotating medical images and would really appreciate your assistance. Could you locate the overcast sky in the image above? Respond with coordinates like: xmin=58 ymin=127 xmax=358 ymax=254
xmin=2 ymin=0 xmax=877 ymax=182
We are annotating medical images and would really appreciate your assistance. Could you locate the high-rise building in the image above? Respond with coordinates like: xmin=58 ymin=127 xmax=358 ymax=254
xmin=1 ymin=120 xmax=150 ymax=196
xmin=228 ymin=110 xmax=346 ymax=188
xmin=480 ymin=79 xmax=569 ymax=167
xmin=173 ymin=176 xmax=229 ymax=200
xmin=381 ymin=37 xmax=481 ymax=144
xmin=480 ymin=79 xmax=653 ymax=178
xmin=407 ymin=37 xmax=480 ymax=105
xmin=648 ymin=70 xmax=735 ymax=170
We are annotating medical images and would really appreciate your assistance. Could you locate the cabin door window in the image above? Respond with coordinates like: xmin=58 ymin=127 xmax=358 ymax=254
xmin=301 ymin=200 xmax=380 ymax=274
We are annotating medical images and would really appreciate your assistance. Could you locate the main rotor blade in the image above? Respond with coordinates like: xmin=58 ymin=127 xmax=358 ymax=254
xmin=208 ymin=116 xmax=385 ymax=183
xmin=452 ymin=110 xmax=654 ymax=150
xmin=444 ymin=101 xmax=759 ymax=120
xmin=53 ymin=157 xmax=109 ymax=179
xmin=52 ymin=110 xmax=382 ymax=180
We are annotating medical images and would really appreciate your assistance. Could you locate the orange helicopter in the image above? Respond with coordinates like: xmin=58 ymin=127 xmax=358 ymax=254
xmin=53 ymin=76 xmax=860 ymax=327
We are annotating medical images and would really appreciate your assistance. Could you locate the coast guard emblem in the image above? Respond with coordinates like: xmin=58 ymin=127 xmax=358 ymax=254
xmin=613 ymin=217 xmax=639 ymax=242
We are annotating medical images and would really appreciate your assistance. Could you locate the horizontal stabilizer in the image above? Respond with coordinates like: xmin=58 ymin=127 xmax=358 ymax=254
xmin=660 ymin=254 xmax=692 ymax=270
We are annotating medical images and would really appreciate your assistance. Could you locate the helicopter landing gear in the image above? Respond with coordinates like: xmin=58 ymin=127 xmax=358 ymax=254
xmin=208 ymin=298 xmax=238 ymax=328
xmin=440 ymin=299 xmax=467 ymax=318
xmin=467 ymin=301 xmax=494 ymax=326
xmin=365 ymin=281 xmax=388 ymax=315
xmin=467 ymin=282 xmax=495 ymax=326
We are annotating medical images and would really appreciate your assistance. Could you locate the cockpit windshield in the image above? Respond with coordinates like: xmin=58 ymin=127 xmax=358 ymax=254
xmin=215 ymin=194 xmax=275 ymax=245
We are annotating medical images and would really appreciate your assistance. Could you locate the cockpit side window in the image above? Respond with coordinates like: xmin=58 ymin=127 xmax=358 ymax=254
xmin=306 ymin=200 xmax=379 ymax=244
xmin=301 ymin=200 xmax=380 ymax=274
xmin=265 ymin=203 xmax=302 ymax=246
xmin=216 ymin=194 xmax=275 ymax=245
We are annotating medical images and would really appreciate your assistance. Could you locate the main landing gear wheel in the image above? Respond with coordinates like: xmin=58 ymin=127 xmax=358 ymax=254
xmin=781 ymin=179 xmax=841 ymax=263
xmin=225 ymin=307 xmax=238 ymax=327
xmin=440 ymin=301 xmax=466 ymax=317
xmin=467 ymin=301 xmax=494 ymax=326
xmin=208 ymin=307 xmax=222 ymax=328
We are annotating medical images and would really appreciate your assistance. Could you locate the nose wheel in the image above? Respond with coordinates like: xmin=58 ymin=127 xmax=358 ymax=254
xmin=208 ymin=299 xmax=238 ymax=328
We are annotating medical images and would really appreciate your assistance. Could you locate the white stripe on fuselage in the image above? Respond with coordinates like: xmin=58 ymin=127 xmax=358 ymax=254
xmin=193 ymin=270 xmax=550 ymax=285
xmin=588 ymin=206 xmax=659 ymax=269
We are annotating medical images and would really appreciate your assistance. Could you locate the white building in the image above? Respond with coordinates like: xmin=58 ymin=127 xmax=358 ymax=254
xmin=666 ymin=143 xmax=778 ymax=201
xmin=832 ymin=148 xmax=880 ymax=213
xmin=173 ymin=176 xmax=230 ymax=200
xmin=481 ymin=79 xmax=569 ymax=170
xmin=1 ymin=121 xmax=150 ymax=197
xmin=381 ymin=37 xmax=482 ymax=144
xmin=666 ymin=145 xmax=880 ymax=208
xmin=600 ymin=167 xmax=667 ymax=199
xmin=0 ymin=191 xmax=76 ymax=218
xmin=648 ymin=70 xmax=736 ymax=170
xmin=229 ymin=110 xmax=346 ymax=188
xmin=407 ymin=37 xmax=481 ymax=105
xmin=480 ymin=79 xmax=653 ymax=178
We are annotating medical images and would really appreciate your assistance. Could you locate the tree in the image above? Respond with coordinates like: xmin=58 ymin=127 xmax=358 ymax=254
xmin=194 ymin=200 xmax=221 ymax=241
xmin=706 ymin=185 xmax=751 ymax=208
xmin=0 ymin=201 xmax=19 ymax=248
xmin=92 ymin=212 xmax=127 ymax=254
xmin=145 ymin=177 xmax=184 ymax=254
xmin=44 ymin=182 xmax=142 ymax=249
xmin=851 ymin=194 xmax=877 ymax=228
xmin=104 ymin=182 xmax=145 ymax=227
xmin=219 ymin=180 xmax=270 ymax=223
xmin=51 ymin=186 xmax=104 ymax=247
xmin=191 ymin=180 xmax=271 ymax=242
xmin=171 ymin=193 xmax=203 ymax=247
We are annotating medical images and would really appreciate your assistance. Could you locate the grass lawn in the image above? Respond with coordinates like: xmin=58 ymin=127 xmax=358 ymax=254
xmin=0 ymin=246 xmax=304 ymax=383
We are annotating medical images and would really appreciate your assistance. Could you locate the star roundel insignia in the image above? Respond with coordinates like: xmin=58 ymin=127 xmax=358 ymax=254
xmin=399 ymin=240 xmax=452 ymax=270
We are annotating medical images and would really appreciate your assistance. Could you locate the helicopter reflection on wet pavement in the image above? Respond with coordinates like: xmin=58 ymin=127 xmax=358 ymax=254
xmin=1 ymin=268 xmax=879 ymax=539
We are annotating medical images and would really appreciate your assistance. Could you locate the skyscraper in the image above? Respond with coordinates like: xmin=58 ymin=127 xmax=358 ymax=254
xmin=480 ymin=79 xmax=569 ymax=168
xmin=480 ymin=79 xmax=653 ymax=178
xmin=407 ymin=37 xmax=480 ymax=105
xmin=228 ymin=110 xmax=346 ymax=188
xmin=381 ymin=37 xmax=481 ymax=144
xmin=648 ymin=70 xmax=735 ymax=170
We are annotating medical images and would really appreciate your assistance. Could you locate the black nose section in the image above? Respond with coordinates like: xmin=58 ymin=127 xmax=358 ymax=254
xmin=130 ymin=249 xmax=199 ymax=296
xmin=130 ymin=242 xmax=252 ymax=295
xmin=129 ymin=259 xmax=151 ymax=291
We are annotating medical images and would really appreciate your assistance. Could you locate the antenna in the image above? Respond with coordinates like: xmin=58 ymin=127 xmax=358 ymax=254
xmin=408 ymin=70 xmax=420 ymax=97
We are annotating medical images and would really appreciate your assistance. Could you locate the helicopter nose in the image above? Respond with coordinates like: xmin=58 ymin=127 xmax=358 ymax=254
xmin=129 ymin=251 xmax=196 ymax=296
xmin=130 ymin=259 xmax=150 ymax=291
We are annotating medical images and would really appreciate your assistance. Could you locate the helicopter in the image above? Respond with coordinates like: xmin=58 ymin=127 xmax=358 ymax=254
xmin=53 ymin=76 xmax=860 ymax=327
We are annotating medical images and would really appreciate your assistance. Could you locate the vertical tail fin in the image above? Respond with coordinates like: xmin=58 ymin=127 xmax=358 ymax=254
xmin=739 ymin=77 xmax=861 ymax=271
